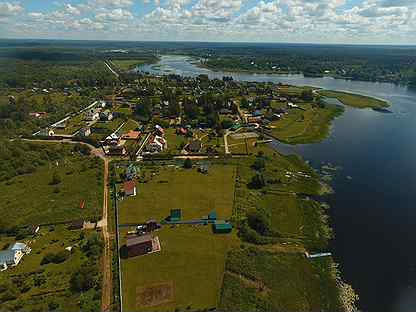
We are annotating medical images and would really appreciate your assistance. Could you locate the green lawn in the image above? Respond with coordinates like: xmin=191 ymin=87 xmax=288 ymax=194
xmin=119 ymin=164 xmax=236 ymax=223
xmin=0 ymin=154 xmax=103 ymax=228
xmin=318 ymin=90 xmax=389 ymax=109
xmin=0 ymin=226 xmax=102 ymax=312
xmin=270 ymin=103 xmax=344 ymax=144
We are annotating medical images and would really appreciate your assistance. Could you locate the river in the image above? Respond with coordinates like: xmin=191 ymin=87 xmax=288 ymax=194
xmin=140 ymin=55 xmax=416 ymax=312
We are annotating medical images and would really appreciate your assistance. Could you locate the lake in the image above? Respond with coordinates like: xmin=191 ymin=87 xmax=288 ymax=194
xmin=140 ymin=55 xmax=416 ymax=312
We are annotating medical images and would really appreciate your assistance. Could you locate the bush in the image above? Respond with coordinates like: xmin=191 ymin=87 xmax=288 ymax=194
xmin=70 ymin=265 xmax=98 ymax=292
xmin=248 ymin=173 xmax=266 ymax=189
xmin=40 ymin=250 xmax=70 ymax=265
xmin=247 ymin=209 xmax=271 ymax=236
xmin=183 ymin=158 xmax=193 ymax=169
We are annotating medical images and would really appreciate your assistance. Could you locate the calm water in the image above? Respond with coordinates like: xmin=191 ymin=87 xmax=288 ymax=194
xmin=140 ymin=55 xmax=416 ymax=312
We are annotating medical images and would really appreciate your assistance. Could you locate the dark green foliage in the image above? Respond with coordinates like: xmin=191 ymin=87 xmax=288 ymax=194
xmin=73 ymin=143 xmax=91 ymax=156
xmin=247 ymin=208 xmax=271 ymax=236
xmin=70 ymin=263 xmax=99 ymax=292
xmin=252 ymin=157 xmax=265 ymax=171
xmin=249 ymin=173 xmax=266 ymax=189
xmin=221 ymin=118 xmax=234 ymax=129
xmin=82 ymin=232 xmax=103 ymax=258
xmin=183 ymin=158 xmax=193 ymax=169
xmin=0 ymin=140 xmax=67 ymax=181
xmin=40 ymin=250 xmax=70 ymax=265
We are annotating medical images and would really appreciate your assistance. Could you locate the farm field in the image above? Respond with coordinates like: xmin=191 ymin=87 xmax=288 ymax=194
xmin=0 ymin=225 xmax=102 ymax=312
xmin=119 ymin=162 xmax=237 ymax=311
xmin=0 ymin=151 xmax=103 ymax=228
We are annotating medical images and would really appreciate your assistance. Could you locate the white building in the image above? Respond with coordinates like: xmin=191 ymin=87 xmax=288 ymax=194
xmin=0 ymin=242 xmax=31 ymax=271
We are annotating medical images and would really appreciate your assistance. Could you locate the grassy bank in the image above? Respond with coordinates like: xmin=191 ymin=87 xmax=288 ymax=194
xmin=319 ymin=90 xmax=389 ymax=109
xmin=269 ymin=103 xmax=344 ymax=144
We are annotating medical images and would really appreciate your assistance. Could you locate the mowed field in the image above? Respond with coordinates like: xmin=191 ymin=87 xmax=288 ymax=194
xmin=0 ymin=155 xmax=103 ymax=227
xmin=119 ymin=164 xmax=236 ymax=223
xmin=119 ymin=163 xmax=238 ymax=311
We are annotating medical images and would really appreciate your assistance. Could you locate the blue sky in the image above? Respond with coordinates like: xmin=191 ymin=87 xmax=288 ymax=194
xmin=1 ymin=0 xmax=415 ymax=44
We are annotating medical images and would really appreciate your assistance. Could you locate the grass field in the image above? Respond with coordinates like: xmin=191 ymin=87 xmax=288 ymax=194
xmin=0 ymin=154 xmax=103 ymax=228
xmin=121 ymin=226 xmax=238 ymax=312
xmin=318 ymin=90 xmax=389 ymax=109
xmin=119 ymin=163 xmax=237 ymax=311
xmin=0 ymin=225 xmax=102 ymax=312
xmin=269 ymin=103 xmax=344 ymax=144
xmin=119 ymin=164 xmax=236 ymax=224
xmin=219 ymin=246 xmax=341 ymax=312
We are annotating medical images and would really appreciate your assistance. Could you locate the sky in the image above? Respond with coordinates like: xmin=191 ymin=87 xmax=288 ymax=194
xmin=0 ymin=0 xmax=415 ymax=44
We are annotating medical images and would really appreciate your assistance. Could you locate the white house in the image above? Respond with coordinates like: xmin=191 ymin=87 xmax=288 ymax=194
xmin=0 ymin=242 xmax=31 ymax=271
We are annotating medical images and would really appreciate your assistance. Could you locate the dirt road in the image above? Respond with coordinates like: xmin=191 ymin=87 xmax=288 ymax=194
xmin=101 ymin=158 xmax=112 ymax=312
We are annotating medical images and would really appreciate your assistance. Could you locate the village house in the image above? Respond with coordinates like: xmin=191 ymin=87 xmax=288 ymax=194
xmin=0 ymin=242 xmax=31 ymax=271
xmin=99 ymin=110 xmax=114 ymax=121
xmin=107 ymin=145 xmax=127 ymax=156
xmin=85 ymin=109 xmax=100 ymax=121
xmin=123 ymin=180 xmax=137 ymax=197
xmin=126 ymin=234 xmax=159 ymax=257
xmin=155 ymin=124 xmax=165 ymax=136
xmin=78 ymin=127 xmax=91 ymax=137
xmin=147 ymin=135 xmax=167 ymax=153
xmin=38 ymin=128 xmax=55 ymax=136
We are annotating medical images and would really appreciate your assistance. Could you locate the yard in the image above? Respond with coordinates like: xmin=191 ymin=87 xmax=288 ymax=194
xmin=119 ymin=162 xmax=238 ymax=311
xmin=119 ymin=163 xmax=236 ymax=223
xmin=121 ymin=226 xmax=238 ymax=312
xmin=0 ymin=225 xmax=102 ymax=312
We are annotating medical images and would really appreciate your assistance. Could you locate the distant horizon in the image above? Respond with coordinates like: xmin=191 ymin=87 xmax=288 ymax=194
xmin=1 ymin=37 xmax=416 ymax=48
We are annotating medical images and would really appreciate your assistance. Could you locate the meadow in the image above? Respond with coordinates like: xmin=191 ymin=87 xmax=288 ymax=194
xmin=0 ymin=149 xmax=103 ymax=229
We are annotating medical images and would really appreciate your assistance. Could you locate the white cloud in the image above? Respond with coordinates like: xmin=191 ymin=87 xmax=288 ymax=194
xmin=96 ymin=8 xmax=134 ymax=21
xmin=0 ymin=2 xmax=24 ymax=17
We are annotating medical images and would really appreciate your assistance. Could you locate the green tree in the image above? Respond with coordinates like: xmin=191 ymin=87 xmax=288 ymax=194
xmin=183 ymin=158 xmax=193 ymax=169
